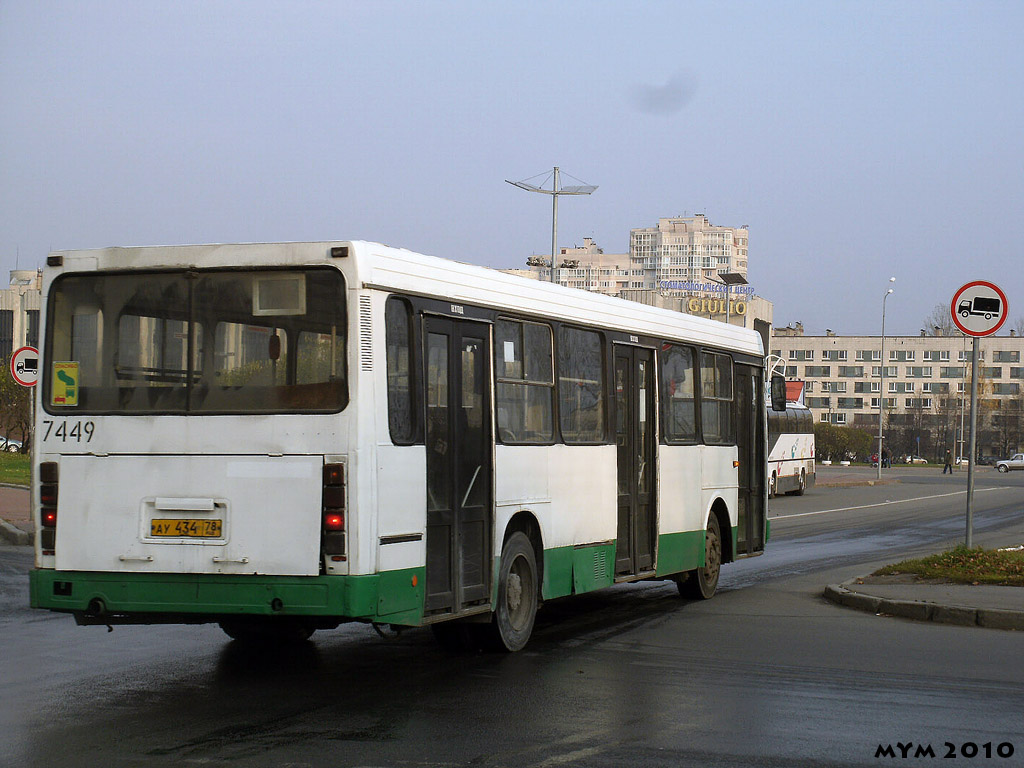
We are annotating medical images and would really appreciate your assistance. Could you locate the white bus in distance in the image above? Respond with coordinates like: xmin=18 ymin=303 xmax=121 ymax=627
xmin=30 ymin=241 xmax=782 ymax=651
xmin=767 ymin=402 xmax=815 ymax=497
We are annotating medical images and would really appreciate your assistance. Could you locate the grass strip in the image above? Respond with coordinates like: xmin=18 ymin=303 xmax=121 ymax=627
xmin=875 ymin=545 xmax=1024 ymax=586
xmin=0 ymin=453 xmax=30 ymax=486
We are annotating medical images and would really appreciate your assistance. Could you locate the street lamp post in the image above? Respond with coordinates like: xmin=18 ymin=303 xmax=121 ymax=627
xmin=506 ymin=167 xmax=597 ymax=284
xmin=877 ymin=277 xmax=896 ymax=481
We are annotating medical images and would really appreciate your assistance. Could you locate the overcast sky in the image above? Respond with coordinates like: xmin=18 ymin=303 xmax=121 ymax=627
xmin=2 ymin=1 xmax=1022 ymax=336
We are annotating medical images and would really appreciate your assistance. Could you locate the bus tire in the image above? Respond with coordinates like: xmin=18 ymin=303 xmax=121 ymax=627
xmin=483 ymin=531 xmax=538 ymax=652
xmin=791 ymin=469 xmax=806 ymax=496
xmin=219 ymin=619 xmax=315 ymax=644
xmin=679 ymin=514 xmax=721 ymax=600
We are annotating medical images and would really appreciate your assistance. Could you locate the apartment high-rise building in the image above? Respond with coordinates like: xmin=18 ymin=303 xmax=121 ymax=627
xmin=630 ymin=215 xmax=749 ymax=291
xmin=508 ymin=215 xmax=762 ymax=331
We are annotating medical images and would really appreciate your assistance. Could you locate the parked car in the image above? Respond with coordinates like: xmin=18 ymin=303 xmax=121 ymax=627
xmin=995 ymin=454 xmax=1024 ymax=473
xmin=977 ymin=455 xmax=998 ymax=466
xmin=0 ymin=437 xmax=22 ymax=453
xmin=905 ymin=455 xmax=928 ymax=464
xmin=956 ymin=456 xmax=971 ymax=466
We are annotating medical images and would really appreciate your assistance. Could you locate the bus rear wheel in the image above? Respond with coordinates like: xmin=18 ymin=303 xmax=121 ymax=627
xmin=790 ymin=469 xmax=806 ymax=496
xmin=678 ymin=515 xmax=721 ymax=600
xmin=483 ymin=531 xmax=538 ymax=652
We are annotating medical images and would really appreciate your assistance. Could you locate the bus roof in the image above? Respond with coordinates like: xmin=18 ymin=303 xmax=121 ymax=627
xmin=46 ymin=240 xmax=764 ymax=357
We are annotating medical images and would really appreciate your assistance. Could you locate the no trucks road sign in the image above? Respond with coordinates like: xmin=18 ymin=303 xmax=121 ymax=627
xmin=950 ymin=281 xmax=1008 ymax=337
xmin=10 ymin=346 xmax=39 ymax=387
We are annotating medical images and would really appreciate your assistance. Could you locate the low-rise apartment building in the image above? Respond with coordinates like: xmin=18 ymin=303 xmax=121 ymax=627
xmin=771 ymin=330 xmax=1024 ymax=460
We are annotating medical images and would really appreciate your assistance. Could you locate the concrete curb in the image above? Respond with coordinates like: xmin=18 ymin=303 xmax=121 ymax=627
xmin=0 ymin=518 xmax=32 ymax=546
xmin=824 ymin=581 xmax=1024 ymax=631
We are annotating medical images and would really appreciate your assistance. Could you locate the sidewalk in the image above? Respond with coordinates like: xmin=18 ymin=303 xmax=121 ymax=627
xmin=0 ymin=484 xmax=32 ymax=546
xmin=824 ymin=573 xmax=1024 ymax=630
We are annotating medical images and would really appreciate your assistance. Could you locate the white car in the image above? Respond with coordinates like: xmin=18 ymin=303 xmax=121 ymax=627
xmin=995 ymin=454 xmax=1024 ymax=473
xmin=0 ymin=437 xmax=22 ymax=453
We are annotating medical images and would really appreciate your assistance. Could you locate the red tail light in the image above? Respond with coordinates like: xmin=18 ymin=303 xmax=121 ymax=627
xmin=322 ymin=463 xmax=345 ymax=559
xmin=39 ymin=462 xmax=58 ymax=553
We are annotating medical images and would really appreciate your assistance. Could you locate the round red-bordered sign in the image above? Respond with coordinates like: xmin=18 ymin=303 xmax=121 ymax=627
xmin=950 ymin=281 xmax=1008 ymax=338
xmin=10 ymin=346 xmax=39 ymax=387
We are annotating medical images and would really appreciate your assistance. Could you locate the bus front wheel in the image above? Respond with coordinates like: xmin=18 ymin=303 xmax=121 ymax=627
xmin=679 ymin=515 xmax=721 ymax=600
xmin=484 ymin=531 xmax=538 ymax=652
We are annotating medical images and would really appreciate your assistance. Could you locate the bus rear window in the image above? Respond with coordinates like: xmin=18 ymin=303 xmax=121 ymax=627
xmin=44 ymin=268 xmax=347 ymax=414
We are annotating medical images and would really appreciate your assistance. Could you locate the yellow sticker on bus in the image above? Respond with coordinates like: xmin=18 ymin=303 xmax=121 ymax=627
xmin=51 ymin=362 xmax=80 ymax=407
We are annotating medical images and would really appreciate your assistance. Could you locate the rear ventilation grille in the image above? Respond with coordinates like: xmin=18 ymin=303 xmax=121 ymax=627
xmin=359 ymin=296 xmax=373 ymax=371
xmin=593 ymin=549 xmax=608 ymax=581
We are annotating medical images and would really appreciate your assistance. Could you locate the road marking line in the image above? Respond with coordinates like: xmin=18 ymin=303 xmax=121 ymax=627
xmin=772 ymin=487 xmax=1012 ymax=520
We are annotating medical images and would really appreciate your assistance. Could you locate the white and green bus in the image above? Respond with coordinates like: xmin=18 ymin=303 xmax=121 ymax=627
xmin=30 ymin=241 xmax=777 ymax=651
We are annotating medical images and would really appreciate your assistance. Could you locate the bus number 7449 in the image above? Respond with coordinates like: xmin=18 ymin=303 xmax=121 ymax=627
xmin=41 ymin=420 xmax=95 ymax=443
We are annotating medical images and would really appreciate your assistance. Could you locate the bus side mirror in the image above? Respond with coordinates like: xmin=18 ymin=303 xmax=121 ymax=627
xmin=770 ymin=374 xmax=787 ymax=412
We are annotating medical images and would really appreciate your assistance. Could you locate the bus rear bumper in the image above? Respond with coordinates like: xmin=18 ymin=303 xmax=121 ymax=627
xmin=29 ymin=567 xmax=426 ymax=627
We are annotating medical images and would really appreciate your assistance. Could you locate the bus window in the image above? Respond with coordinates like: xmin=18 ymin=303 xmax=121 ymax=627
xmin=495 ymin=319 xmax=553 ymax=443
xmin=700 ymin=351 xmax=734 ymax=444
xmin=385 ymin=297 xmax=415 ymax=443
xmin=44 ymin=268 xmax=347 ymax=414
xmin=659 ymin=344 xmax=697 ymax=443
xmin=557 ymin=326 xmax=604 ymax=443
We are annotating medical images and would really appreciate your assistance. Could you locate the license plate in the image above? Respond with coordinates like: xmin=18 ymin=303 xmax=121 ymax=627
xmin=150 ymin=518 xmax=223 ymax=538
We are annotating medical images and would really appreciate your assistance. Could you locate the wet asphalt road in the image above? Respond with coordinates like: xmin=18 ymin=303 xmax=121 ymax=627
xmin=2 ymin=468 xmax=1024 ymax=767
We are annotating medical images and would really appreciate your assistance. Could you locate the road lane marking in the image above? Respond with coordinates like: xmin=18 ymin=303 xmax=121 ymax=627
xmin=771 ymin=487 xmax=1014 ymax=520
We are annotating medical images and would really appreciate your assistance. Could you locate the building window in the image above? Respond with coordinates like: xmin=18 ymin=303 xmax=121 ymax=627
xmin=789 ymin=350 xmax=813 ymax=361
xmin=821 ymin=350 xmax=848 ymax=361
xmin=994 ymin=351 xmax=1020 ymax=363
xmin=837 ymin=397 xmax=863 ymax=409
xmin=923 ymin=350 xmax=950 ymax=362
xmin=26 ymin=310 xmax=39 ymax=349
xmin=981 ymin=366 xmax=1003 ymax=379
xmin=992 ymin=383 xmax=1020 ymax=396
xmin=838 ymin=365 xmax=864 ymax=378
xmin=0 ymin=310 xmax=12 ymax=362
xmin=805 ymin=365 xmax=830 ymax=377
xmin=941 ymin=366 xmax=966 ymax=378
xmin=856 ymin=349 xmax=881 ymax=362
xmin=806 ymin=397 xmax=830 ymax=409
xmin=906 ymin=366 xmax=933 ymax=378
xmin=890 ymin=350 xmax=915 ymax=362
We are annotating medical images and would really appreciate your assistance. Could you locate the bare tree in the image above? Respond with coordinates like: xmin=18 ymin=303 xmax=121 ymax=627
xmin=924 ymin=304 xmax=957 ymax=336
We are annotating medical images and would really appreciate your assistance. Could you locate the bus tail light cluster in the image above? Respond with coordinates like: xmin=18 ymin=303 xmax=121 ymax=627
xmin=322 ymin=463 xmax=345 ymax=560
xmin=39 ymin=462 xmax=59 ymax=554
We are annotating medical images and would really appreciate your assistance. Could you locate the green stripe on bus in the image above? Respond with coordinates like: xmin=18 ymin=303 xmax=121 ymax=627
xmin=655 ymin=529 xmax=706 ymax=576
xmin=541 ymin=542 xmax=617 ymax=600
xmin=29 ymin=567 xmax=426 ymax=626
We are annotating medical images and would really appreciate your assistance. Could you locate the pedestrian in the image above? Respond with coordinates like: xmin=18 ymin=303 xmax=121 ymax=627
xmin=943 ymin=449 xmax=953 ymax=474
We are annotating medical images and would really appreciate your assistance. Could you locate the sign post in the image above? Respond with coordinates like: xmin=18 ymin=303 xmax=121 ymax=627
xmin=950 ymin=281 xmax=1008 ymax=547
